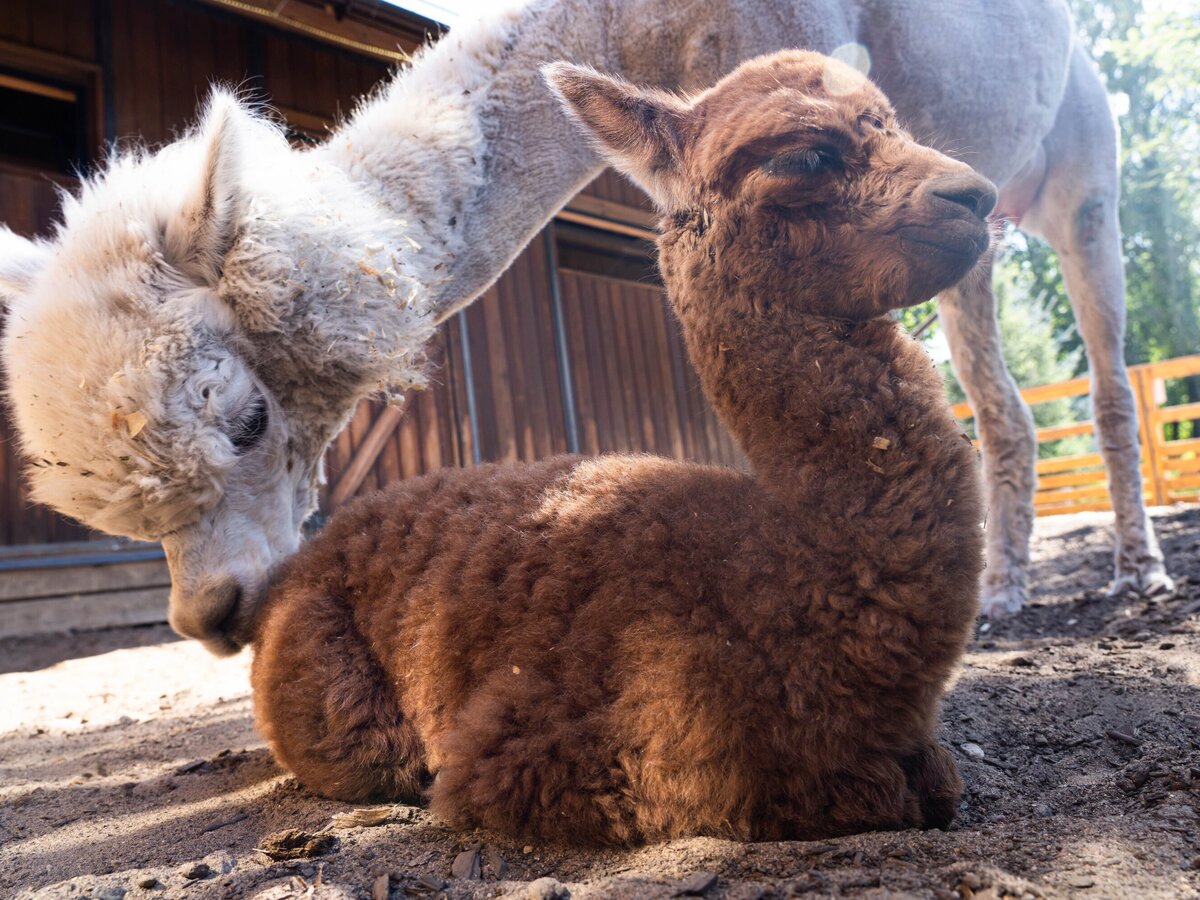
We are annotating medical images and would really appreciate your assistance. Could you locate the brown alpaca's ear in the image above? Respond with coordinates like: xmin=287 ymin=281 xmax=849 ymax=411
xmin=164 ymin=89 xmax=248 ymax=287
xmin=0 ymin=227 xmax=50 ymax=306
xmin=543 ymin=62 xmax=690 ymax=208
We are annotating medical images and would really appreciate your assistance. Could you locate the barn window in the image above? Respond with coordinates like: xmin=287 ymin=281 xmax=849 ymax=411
xmin=0 ymin=72 xmax=86 ymax=175
xmin=555 ymin=221 xmax=662 ymax=287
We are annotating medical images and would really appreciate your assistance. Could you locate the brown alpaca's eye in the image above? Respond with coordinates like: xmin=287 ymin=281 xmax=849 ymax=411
xmin=765 ymin=146 xmax=842 ymax=177
xmin=231 ymin=398 xmax=269 ymax=453
xmin=859 ymin=113 xmax=885 ymax=130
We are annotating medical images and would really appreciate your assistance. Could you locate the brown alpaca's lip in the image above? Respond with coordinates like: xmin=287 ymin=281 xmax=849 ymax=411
xmin=893 ymin=220 xmax=990 ymax=259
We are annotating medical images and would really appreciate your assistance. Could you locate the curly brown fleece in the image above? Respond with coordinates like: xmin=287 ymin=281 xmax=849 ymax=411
xmin=252 ymin=50 xmax=993 ymax=846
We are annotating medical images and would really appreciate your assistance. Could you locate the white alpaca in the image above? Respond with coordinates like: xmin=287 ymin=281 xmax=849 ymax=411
xmin=0 ymin=0 xmax=1171 ymax=654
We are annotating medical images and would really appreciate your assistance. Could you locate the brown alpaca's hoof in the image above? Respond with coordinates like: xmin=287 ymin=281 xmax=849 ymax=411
xmin=901 ymin=742 xmax=962 ymax=830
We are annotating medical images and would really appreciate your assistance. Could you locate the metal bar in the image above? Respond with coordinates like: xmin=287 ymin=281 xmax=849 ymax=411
xmin=0 ymin=549 xmax=166 ymax=573
xmin=543 ymin=225 xmax=580 ymax=454
xmin=456 ymin=309 xmax=482 ymax=465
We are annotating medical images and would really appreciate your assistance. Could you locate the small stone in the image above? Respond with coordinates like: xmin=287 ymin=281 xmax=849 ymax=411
xmin=94 ymin=888 xmax=126 ymax=900
xmin=136 ymin=877 xmax=159 ymax=889
xmin=1008 ymin=655 xmax=1036 ymax=667
xmin=960 ymin=742 xmax=986 ymax=761
xmin=485 ymin=847 xmax=508 ymax=879
xmin=1035 ymin=802 xmax=1054 ymax=817
xmin=1159 ymin=642 xmax=1176 ymax=650
xmin=452 ymin=844 xmax=482 ymax=880
xmin=1189 ymin=856 xmax=1200 ymax=871
xmin=1068 ymin=875 xmax=1096 ymax=888
xmin=408 ymin=874 xmax=449 ymax=894
xmin=373 ymin=873 xmax=392 ymax=900
xmin=959 ymin=871 xmax=983 ymax=890
xmin=675 ymin=871 xmax=718 ymax=895
xmin=181 ymin=862 xmax=212 ymax=879
xmin=257 ymin=829 xmax=339 ymax=860
xmin=528 ymin=876 xmax=569 ymax=899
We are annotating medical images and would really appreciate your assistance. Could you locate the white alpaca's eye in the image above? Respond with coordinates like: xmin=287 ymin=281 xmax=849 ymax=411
xmin=765 ymin=146 xmax=843 ymax=177
xmin=230 ymin=398 xmax=269 ymax=453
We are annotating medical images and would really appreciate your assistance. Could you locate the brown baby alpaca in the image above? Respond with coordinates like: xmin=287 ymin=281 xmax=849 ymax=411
xmin=252 ymin=50 xmax=992 ymax=846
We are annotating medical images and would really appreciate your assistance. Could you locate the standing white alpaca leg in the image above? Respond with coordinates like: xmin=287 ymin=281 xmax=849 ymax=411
xmin=1022 ymin=49 xmax=1172 ymax=598
xmin=939 ymin=261 xmax=1039 ymax=618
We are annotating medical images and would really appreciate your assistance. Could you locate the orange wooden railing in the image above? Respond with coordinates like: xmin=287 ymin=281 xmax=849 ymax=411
xmin=952 ymin=354 xmax=1200 ymax=517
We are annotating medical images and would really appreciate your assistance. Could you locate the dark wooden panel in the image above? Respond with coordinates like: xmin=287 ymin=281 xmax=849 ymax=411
xmin=558 ymin=270 xmax=745 ymax=467
xmin=450 ymin=241 xmax=573 ymax=467
xmin=0 ymin=0 xmax=97 ymax=61
xmin=581 ymin=168 xmax=654 ymax=213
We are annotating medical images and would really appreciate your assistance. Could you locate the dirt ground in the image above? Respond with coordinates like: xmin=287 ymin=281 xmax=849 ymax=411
xmin=2 ymin=506 xmax=1198 ymax=900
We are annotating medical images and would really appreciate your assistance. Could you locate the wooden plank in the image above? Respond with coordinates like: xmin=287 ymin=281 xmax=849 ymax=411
xmin=1160 ymin=437 xmax=1200 ymax=458
xmin=597 ymin=279 xmax=634 ymax=451
xmin=1140 ymin=354 xmax=1200 ymax=382
xmin=1161 ymin=472 xmax=1200 ymax=491
xmin=1037 ymin=501 xmax=1115 ymax=517
xmin=0 ymin=586 xmax=169 ymax=639
xmin=0 ymin=558 xmax=170 ymax=603
xmin=645 ymin=287 xmax=686 ymax=460
xmin=193 ymin=0 xmax=416 ymax=64
xmin=1160 ymin=455 xmax=1200 ymax=475
xmin=560 ymin=274 xmax=600 ymax=455
xmin=1036 ymin=421 xmax=1095 ymax=442
xmin=1152 ymin=401 xmax=1200 ymax=425
xmin=1033 ymin=484 xmax=1112 ymax=506
xmin=1132 ymin=367 xmax=1168 ymax=506
xmin=1019 ymin=375 xmax=1093 ymax=406
xmin=563 ymin=193 xmax=658 ymax=229
xmin=329 ymin=403 xmax=405 ymax=508
xmin=556 ymin=208 xmax=657 ymax=241
xmin=481 ymin=284 xmax=518 ymax=462
xmin=465 ymin=296 xmax=500 ymax=462
xmin=1036 ymin=469 xmax=1113 ymax=491
xmin=1035 ymin=452 xmax=1106 ymax=475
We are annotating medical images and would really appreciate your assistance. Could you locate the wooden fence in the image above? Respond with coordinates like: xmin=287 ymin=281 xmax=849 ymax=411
xmin=952 ymin=354 xmax=1200 ymax=516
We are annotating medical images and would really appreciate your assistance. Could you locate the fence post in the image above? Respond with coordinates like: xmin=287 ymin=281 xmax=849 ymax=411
xmin=1131 ymin=365 xmax=1166 ymax=507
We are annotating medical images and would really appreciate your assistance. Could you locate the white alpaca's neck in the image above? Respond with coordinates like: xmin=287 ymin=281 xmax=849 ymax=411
xmin=319 ymin=0 xmax=621 ymax=319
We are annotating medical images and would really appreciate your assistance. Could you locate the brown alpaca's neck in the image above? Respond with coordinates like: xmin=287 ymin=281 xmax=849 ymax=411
xmin=664 ymin=270 xmax=976 ymax=525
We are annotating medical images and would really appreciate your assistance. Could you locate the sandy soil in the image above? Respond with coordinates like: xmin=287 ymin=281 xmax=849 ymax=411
xmin=1 ymin=506 xmax=1198 ymax=900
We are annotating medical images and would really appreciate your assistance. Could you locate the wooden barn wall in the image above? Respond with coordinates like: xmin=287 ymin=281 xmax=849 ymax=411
xmin=556 ymin=267 xmax=744 ymax=467
xmin=0 ymin=0 xmax=741 ymax=548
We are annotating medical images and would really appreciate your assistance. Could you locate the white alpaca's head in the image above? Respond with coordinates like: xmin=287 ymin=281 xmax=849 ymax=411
xmin=1 ymin=90 xmax=432 ymax=654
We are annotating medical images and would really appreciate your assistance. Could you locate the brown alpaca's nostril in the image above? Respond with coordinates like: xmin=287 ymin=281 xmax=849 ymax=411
xmin=929 ymin=174 xmax=998 ymax=220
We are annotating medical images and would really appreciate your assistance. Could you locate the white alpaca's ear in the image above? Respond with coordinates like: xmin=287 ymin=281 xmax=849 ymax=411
xmin=543 ymin=62 xmax=691 ymax=208
xmin=0 ymin=227 xmax=50 ymax=306
xmin=165 ymin=89 xmax=248 ymax=286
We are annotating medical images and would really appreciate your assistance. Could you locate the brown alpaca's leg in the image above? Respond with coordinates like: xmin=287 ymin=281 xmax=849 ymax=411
xmin=816 ymin=756 xmax=926 ymax=836
xmin=252 ymin=595 xmax=427 ymax=803
xmin=899 ymin=741 xmax=962 ymax=830
xmin=428 ymin=675 xmax=638 ymax=845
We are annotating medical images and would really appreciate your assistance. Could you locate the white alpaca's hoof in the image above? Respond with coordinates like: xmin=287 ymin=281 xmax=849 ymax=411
xmin=1108 ymin=565 xmax=1175 ymax=600
xmin=980 ymin=582 xmax=1028 ymax=619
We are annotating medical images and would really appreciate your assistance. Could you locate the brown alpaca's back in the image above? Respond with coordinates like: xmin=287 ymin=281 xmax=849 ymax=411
xmin=252 ymin=50 xmax=990 ymax=844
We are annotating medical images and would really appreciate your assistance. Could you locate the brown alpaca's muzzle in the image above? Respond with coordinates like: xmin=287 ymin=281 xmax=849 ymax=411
xmin=897 ymin=172 xmax=998 ymax=263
